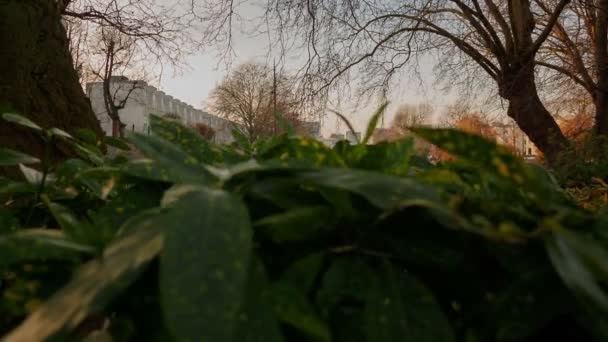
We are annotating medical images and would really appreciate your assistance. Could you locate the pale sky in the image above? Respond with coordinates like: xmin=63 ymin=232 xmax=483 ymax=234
xmin=156 ymin=14 xmax=460 ymax=137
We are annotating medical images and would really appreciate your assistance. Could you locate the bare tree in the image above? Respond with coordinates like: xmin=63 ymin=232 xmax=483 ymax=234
xmin=86 ymin=28 xmax=150 ymax=137
xmin=534 ymin=0 xmax=608 ymax=135
xmin=197 ymin=0 xmax=573 ymax=162
xmin=209 ymin=62 xmax=304 ymax=143
xmin=391 ymin=103 xmax=433 ymax=132
xmin=62 ymin=0 xmax=202 ymax=88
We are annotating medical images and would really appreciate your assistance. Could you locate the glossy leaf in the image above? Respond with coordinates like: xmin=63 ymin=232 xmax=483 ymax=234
xmin=295 ymin=168 xmax=439 ymax=209
xmin=412 ymin=128 xmax=530 ymax=183
xmin=0 ymin=148 xmax=39 ymax=166
xmin=127 ymin=133 xmax=215 ymax=184
xmin=48 ymin=128 xmax=73 ymax=140
xmin=0 ymin=229 xmax=95 ymax=267
xmin=487 ymin=270 xmax=567 ymax=342
xmin=363 ymin=260 xmax=454 ymax=342
xmin=2 ymin=113 xmax=42 ymax=131
xmin=103 ymin=136 xmax=131 ymax=151
xmin=271 ymin=282 xmax=330 ymax=341
xmin=19 ymin=164 xmax=44 ymax=185
xmin=73 ymin=142 xmax=104 ymax=166
xmin=2 ymin=216 xmax=164 ymax=342
xmin=73 ymin=128 xmax=99 ymax=145
xmin=160 ymin=187 xmax=253 ymax=342
xmin=149 ymin=114 xmax=220 ymax=163
xmin=254 ymin=206 xmax=332 ymax=243
xmin=232 ymin=126 xmax=252 ymax=150
xmin=342 ymin=138 xmax=414 ymax=176
xmin=235 ymin=258 xmax=284 ymax=342
xmin=92 ymin=183 xmax=164 ymax=244
xmin=0 ymin=207 xmax=18 ymax=234
xmin=362 ymin=102 xmax=388 ymax=144
xmin=261 ymin=136 xmax=345 ymax=167
xmin=280 ymin=252 xmax=325 ymax=293
xmin=0 ymin=177 xmax=35 ymax=196
xmin=546 ymin=233 xmax=608 ymax=312
xmin=43 ymin=197 xmax=95 ymax=246
xmin=555 ymin=228 xmax=608 ymax=280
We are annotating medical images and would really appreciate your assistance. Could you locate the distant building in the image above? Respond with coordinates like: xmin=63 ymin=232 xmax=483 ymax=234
xmin=345 ymin=131 xmax=361 ymax=144
xmin=86 ymin=77 xmax=236 ymax=144
xmin=295 ymin=120 xmax=322 ymax=139
xmin=492 ymin=122 xmax=537 ymax=157
xmin=371 ymin=128 xmax=400 ymax=144
xmin=320 ymin=133 xmax=345 ymax=147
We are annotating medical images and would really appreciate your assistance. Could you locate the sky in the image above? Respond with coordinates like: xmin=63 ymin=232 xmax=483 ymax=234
xmin=155 ymin=11 xmax=460 ymax=137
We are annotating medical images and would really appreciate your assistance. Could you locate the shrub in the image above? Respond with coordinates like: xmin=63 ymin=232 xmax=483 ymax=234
xmin=191 ymin=122 xmax=216 ymax=141
xmin=1 ymin=112 xmax=608 ymax=341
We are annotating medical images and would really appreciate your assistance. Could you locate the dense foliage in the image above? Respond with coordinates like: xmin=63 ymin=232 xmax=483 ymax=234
xmin=1 ymin=112 xmax=608 ymax=342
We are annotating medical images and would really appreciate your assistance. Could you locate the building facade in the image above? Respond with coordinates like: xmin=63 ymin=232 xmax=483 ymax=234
xmin=86 ymin=76 xmax=235 ymax=144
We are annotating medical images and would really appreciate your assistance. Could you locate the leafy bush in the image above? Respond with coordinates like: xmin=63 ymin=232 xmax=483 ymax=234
xmin=1 ymin=112 xmax=608 ymax=341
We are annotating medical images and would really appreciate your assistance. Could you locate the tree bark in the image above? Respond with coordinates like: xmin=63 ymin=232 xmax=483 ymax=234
xmin=500 ymin=63 xmax=568 ymax=163
xmin=0 ymin=0 xmax=103 ymax=171
xmin=593 ymin=0 xmax=608 ymax=135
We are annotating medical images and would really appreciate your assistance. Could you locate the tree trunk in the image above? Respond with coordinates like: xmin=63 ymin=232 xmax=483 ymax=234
xmin=112 ymin=119 xmax=122 ymax=138
xmin=0 ymin=0 xmax=102 ymax=171
xmin=594 ymin=81 xmax=608 ymax=136
xmin=501 ymin=64 xmax=568 ymax=163
xmin=594 ymin=0 xmax=608 ymax=135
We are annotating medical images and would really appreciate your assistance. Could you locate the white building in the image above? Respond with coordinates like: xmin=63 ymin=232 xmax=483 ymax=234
xmin=492 ymin=122 xmax=537 ymax=157
xmin=345 ymin=131 xmax=361 ymax=144
xmin=86 ymin=76 xmax=235 ymax=144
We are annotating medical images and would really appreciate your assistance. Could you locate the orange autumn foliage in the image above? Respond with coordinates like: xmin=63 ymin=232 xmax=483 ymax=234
xmin=559 ymin=111 xmax=594 ymax=142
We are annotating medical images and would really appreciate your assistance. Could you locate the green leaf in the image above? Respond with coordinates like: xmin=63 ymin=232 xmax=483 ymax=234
xmin=127 ymin=133 xmax=215 ymax=184
xmin=254 ymin=206 xmax=332 ymax=243
xmin=261 ymin=136 xmax=345 ymax=167
xmin=342 ymin=138 xmax=414 ymax=176
xmin=232 ymin=126 xmax=252 ymax=150
xmin=73 ymin=128 xmax=99 ymax=145
xmin=362 ymin=101 xmax=389 ymax=144
xmin=363 ymin=260 xmax=454 ymax=342
xmin=412 ymin=128 xmax=529 ymax=183
xmin=92 ymin=183 xmax=164 ymax=245
xmin=0 ymin=207 xmax=18 ymax=234
xmin=295 ymin=168 xmax=439 ymax=209
xmin=0 ymin=148 xmax=40 ymax=166
xmin=0 ymin=229 xmax=95 ymax=267
xmin=2 ymin=113 xmax=42 ymax=131
xmin=280 ymin=252 xmax=325 ymax=293
xmin=160 ymin=187 xmax=253 ymax=342
xmin=329 ymin=110 xmax=359 ymax=144
xmin=235 ymin=258 xmax=285 ymax=342
xmin=43 ymin=197 xmax=95 ymax=246
xmin=316 ymin=257 xmax=375 ymax=342
xmin=48 ymin=128 xmax=73 ymax=140
xmin=19 ymin=164 xmax=44 ymax=185
xmin=271 ymin=282 xmax=330 ymax=341
xmin=2 ymin=221 xmax=163 ymax=341
xmin=546 ymin=233 xmax=608 ymax=312
xmin=555 ymin=228 xmax=608 ymax=281
xmin=73 ymin=142 xmax=104 ymax=166
xmin=487 ymin=270 xmax=567 ymax=342
xmin=103 ymin=136 xmax=131 ymax=151
xmin=272 ymin=110 xmax=295 ymax=136
xmin=248 ymin=177 xmax=323 ymax=210
xmin=0 ymin=177 xmax=34 ymax=196
xmin=149 ymin=114 xmax=220 ymax=164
